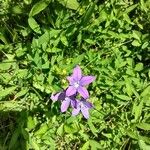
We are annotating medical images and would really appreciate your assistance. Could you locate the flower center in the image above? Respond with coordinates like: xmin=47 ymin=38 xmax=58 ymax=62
xmin=74 ymin=82 xmax=79 ymax=88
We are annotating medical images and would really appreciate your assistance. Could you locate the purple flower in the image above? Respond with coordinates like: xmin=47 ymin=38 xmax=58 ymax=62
xmin=72 ymin=98 xmax=93 ymax=119
xmin=66 ymin=65 xmax=95 ymax=99
xmin=51 ymin=90 xmax=77 ymax=112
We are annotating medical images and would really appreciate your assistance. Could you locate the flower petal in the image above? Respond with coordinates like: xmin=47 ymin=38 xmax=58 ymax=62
xmin=72 ymin=107 xmax=80 ymax=116
xmin=72 ymin=65 xmax=82 ymax=81
xmin=83 ymin=101 xmax=93 ymax=109
xmin=71 ymin=99 xmax=77 ymax=108
xmin=81 ymin=105 xmax=89 ymax=119
xmin=67 ymin=76 xmax=74 ymax=85
xmin=58 ymin=92 xmax=66 ymax=100
xmin=66 ymin=86 xmax=77 ymax=97
xmin=80 ymin=76 xmax=96 ymax=86
xmin=61 ymin=98 xmax=71 ymax=112
xmin=78 ymin=86 xmax=89 ymax=99
xmin=50 ymin=92 xmax=61 ymax=102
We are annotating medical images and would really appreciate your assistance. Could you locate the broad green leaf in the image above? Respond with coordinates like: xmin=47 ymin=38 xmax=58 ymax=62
xmin=136 ymin=123 xmax=150 ymax=130
xmin=57 ymin=0 xmax=79 ymax=10
xmin=139 ymin=140 xmax=150 ymax=150
xmin=12 ymin=5 xmax=23 ymax=14
xmin=125 ymin=78 xmax=133 ymax=96
xmin=72 ymin=54 xmax=85 ymax=65
xmin=0 ymin=32 xmax=8 ymax=44
xmin=132 ymin=100 xmax=143 ymax=121
xmin=125 ymin=129 xmax=138 ymax=139
xmin=17 ymin=69 xmax=28 ymax=79
xmin=139 ymin=135 xmax=150 ymax=144
xmin=140 ymin=86 xmax=150 ymax=98
xmin=0 ymin=61 xmax=12 ymax=71
xmin=132 ymin=40 xmax=141 ymax=46
xmin=80 ymin=141 xmax=90 ymax=150
xmin=0 ymin=86 xmax=17 ymax=99
xmin=125 ymin=4 xmax=138 ymax=14
xmin=132 ymin=30 xmax=141 ymax=41
xmin=115 ymin=94 xmax=131 ymax=101
xmin=142 ymin=42 xmax=149 ymax=49
xmin=0 ymin=101 xmax=25 ymax=111
xmin=34 ymin=123 xmax=49 ymax=135
xmin=46 ymin=47 xmax=62 ymax=53
xmin=135 ymin=63 xmax=143 ymax=71
xmin=57 ymin=124 xmax=64 ymax=136
xmin=15 ymin=88 xmax=28 ymax=99
xmin=38 ymin=31 xmax=50 ymax=45
xmin=24 ymin=0 xmax=32 ymax=5
xmin=61 ymin=35 xmax=68 ymax=46
xmin=29 ymin=0 xmax=51 ymax=17
xmin=90 ymin=140 xmax=102 ymax=150
xmin=27 ymin=116 xmax=36 ymax=130
xmin=140 ymin=0 xmax=148 ymax=12
xmin=88 ymin=120 xmax=98 ymax=136
xmin=81 ymin=2 xmax=95 ymax=27
xmin=30 ymin=138 xmax=40 ymax=150
xmin=28 ymin=17 xmax=41 ymax=34
xmin=123 ymin=14 xmax=132 ymax=24
xmin=64 ymin=124 xmax=78 ymax=134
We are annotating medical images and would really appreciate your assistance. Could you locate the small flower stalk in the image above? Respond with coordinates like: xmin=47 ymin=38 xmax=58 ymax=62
xmin=51 ymin=65 xmax=95 ymax=119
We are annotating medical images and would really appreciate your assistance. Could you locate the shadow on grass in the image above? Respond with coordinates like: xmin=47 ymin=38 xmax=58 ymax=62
xmin=0 ymin=111 xmax=28 ymax=150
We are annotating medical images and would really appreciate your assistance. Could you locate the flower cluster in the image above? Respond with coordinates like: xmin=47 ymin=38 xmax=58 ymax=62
xmin=51 ymin=65 xmax=95 ymax=119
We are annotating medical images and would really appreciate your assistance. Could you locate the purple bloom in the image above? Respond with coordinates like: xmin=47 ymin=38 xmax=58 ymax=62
xmin=72 ymin=98 xmax=93 ymax=119
xmin=51 ymin=90 xmax=77 ymax=112
xmin=66 ymin=65 xmax=95 ymax=99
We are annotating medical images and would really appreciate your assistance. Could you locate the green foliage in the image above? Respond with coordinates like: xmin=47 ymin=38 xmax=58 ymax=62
xmin=0 ymin=0 xmax=150 ymax=149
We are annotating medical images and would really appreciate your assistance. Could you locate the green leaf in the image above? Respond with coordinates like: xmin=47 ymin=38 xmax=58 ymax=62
xmin=38 ymin=31 xmax=50 ymax=46
xmin=125 ymin=129 xmax=138 ymax=139
xmin=12 ymin=5 xmax=23 ymax=14
xmin=139 ymin=140 xmax=150 ymax=150
xmin=0 ymin=32 xmax=8 ymax=44
xmin=46 ymin=47 xmax=62 ymax=53
xmin=80 ymin=141 xmax=90 ymax=150
xmin=115 ymin=94 xmax=131 ymax=101
xmin=139 ymin=135 xmax=150 ymax=145
xmin=0 ymin=86 xmax=17 ymax=99
xmin=29 ymin=0 xmax=51 ymax=17
xmin=140 ymin=86 xmax=150 ymax=98
xmin=88 ymin=120 xmax=98 ymax=136
xmin=81 ymin=2 xmax=95 ymax=27
xmin=142 ymin=42 xmax=149 ymax=49
xmin=132 ymin=100 xmax=143 ymax=121
xmin=30 ymin=138 xmax=40 ymax=150
xmin=28 ymin=17 xmax=41 ymax=34
xmin=132 ymin=30 xmax=141 ymax=41
xmin=132 ymin=40 xmax=141 ymax=46
xmin=125 ymin=78 xmax=133 ymax=96
xmin=61 ymin=35 xmax=68 ymax=46
xmin=0 ymin=62 xmax=12 ymax=71
xmin=135 ymin=63 xmax=143 ymax=71
xmin=27 ymin=116 xmax=36 ymax=131
xmin=125 ymin=4 xmax=138 ymax=14
xmin=15 ymin=88 xmax=28 ymax=99
xmin=57 ymin=124 xmax=64 ymax=136
xmin=64 ymin=123 xmax=78 ymax=134
xmin=34 ymin=123 xmax=49 ymax=135
xmin=57 ymin=0 xmax=79 ymax=10
xmin=136 ymin=123 xmax=150 ymax=130
xmin=89 ymin=140 xmax=102 ymax=150
xmin=0 ymin=101 xmax=25 ymax=111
